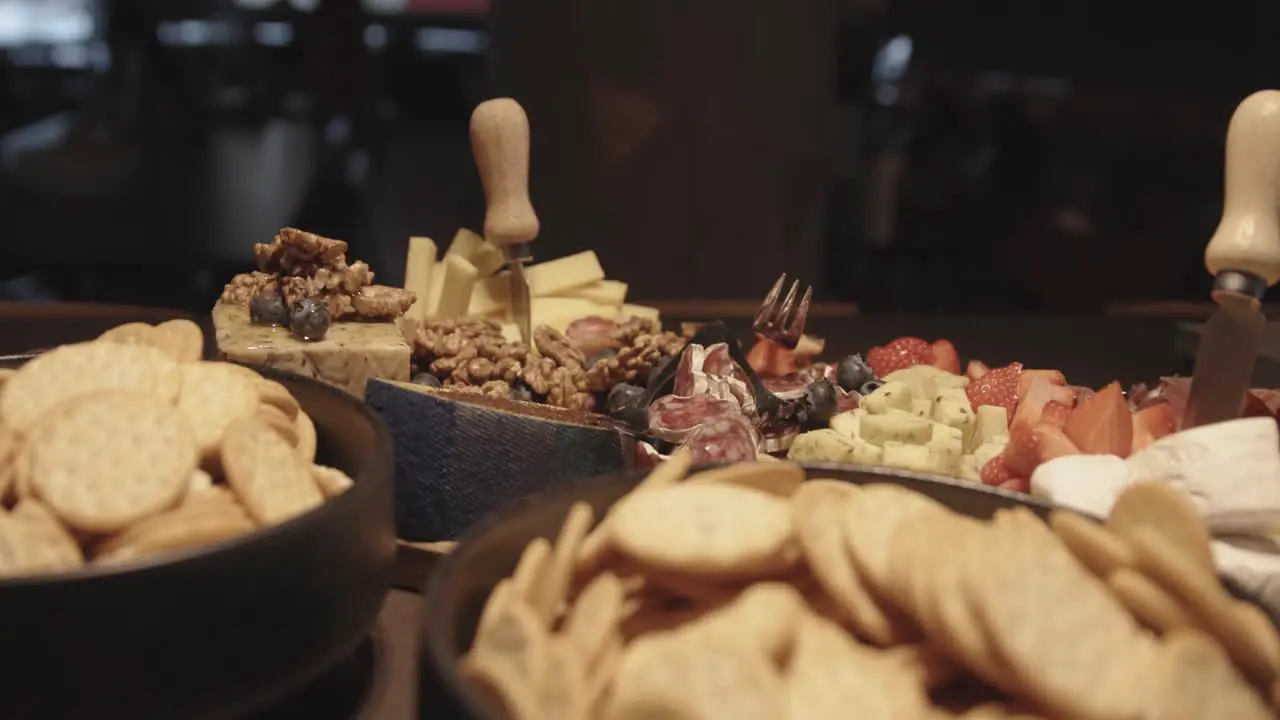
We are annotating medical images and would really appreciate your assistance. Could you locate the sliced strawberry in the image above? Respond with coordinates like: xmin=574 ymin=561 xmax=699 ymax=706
xmin=980 ymin=455 xmax=1016 ymax=486
xmin=1048 ymin=384 xmax=1078 ymax=407
xmin=997 ymin=476 xmax=1031 ymax=494
xmin=1131 ymin=414 xmax=1156 ymax=453
xmin=930 ymin=339 xmax=961 ymax=374
xmin=866 ymin=336 xmax=935 ymax=377
xmin=1134 ymin=402 xmax=1175 ymax=440
xmin=1011 ymin=377 xmax=1057 ymax=431
xmin=965 ymin=362 xmax=1023 ymax=416
xmin=1017 ymin=369 xmax=1067 ymax=395
xmin=1039 ymin=401 xmax=1072 ymax=428
xmin=1033 ymin=424 xmax=1081 ymax=464
xmin=966 ymin=360 xmax=990 ymax=381
xmin=1063 ymin=381 xmax=1133 ymax=457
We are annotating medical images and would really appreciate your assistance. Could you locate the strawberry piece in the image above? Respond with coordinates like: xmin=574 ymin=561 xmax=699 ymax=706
xmin=966 ymin=360 xmax=990 ymax=381
xmin=997 ymin=476 xmax=1031 ymax=494
xmin=1048 ymin=384 xmax=1078 ymax=407
xmin=965 ymin=362 xmax=1023 ymax=415
xmin=1002 ymin=424 xmax=1040 ymax=476
xmin=1033 ymin=424 xmax=1081 ymax=464
xmin=930 ymin=339 xmax=961 ymax=374
xmin=1040 ymin=401 xmax=1072 ymax=428
xmin=1134 ymin=402 xmax=1175 ymax=440
xmin=1017 ymin=369 xmax=1067 ymax=396
xmin=1131 ymin=414 xmax=1155 ymax=453
xmin=1063 ymin=381 xmax=1133 ymax=457
xmin=866 ymin=337 xmax=935 ymax=377
xmin=980 ymin=455 xmax=1015 ymax=486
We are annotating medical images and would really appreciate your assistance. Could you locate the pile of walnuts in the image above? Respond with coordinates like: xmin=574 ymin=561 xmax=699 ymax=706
xmin=410 ymin=316 xmax=685 ymax=413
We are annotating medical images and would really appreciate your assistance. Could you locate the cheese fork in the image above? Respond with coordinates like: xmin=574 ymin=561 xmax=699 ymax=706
xmin=752 ymin=273 xmax=812 ymax=350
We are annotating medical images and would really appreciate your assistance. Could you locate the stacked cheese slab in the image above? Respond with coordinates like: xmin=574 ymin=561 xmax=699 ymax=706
xmin=788 ymin=364 xmax=1010 ymax=481
xmin=402 ymin=229 xmax=658 ymax=336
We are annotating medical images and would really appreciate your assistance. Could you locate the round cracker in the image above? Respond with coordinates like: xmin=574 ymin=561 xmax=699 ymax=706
xmin=1127 ymin=527 xmax=1280 ymax=687
xmin=473 ymin=599 xmax=549 ymax=681
xmin=685 ymin=461 xmax=806 ymax=498
xmin=792 ymin=480 xmax=907 ymax=645
xmin=680 ymin=581 xmax=805 ymax=661
xmin=843 ymin=483 xmax=947 ymax=595
xmin=293 ymin=410 xmax=317 ymax=465
xmin=256 ymin=378 xmax=299 ymax=419
xmin=256 ymin=403 xmax=298 ymax=446
xmin=94 ymin=495 xmax=254 ymax=564
xmin=0 ymin=425 xmax=17 ymax=500
xmin=459 ymin=651 xmax=539 ymax=720
xmin=28 ymin=392 xmax=196 ymax=533
xmin=532 ymin=501 xmax=595 ymax=625
xmin=562 ymin=571 xmax=624 ymax=666
xmin=311 ymin=464 xmax=354 ymax=499
xmin=220 ymin=416 xmax=323 ymax=525
xmin=511 ymin=537 xmax=553 ymax=605
xmin=535 ymin=638 xmax=588 ymax=719
xmin=608 ymin=483 xmax=796 ymax=579
xmin=1154 ymin=628 xmax=1273 ymax=719
xmin=154 ymin=319 xmax=204 ymax=363
xmin=1106 ymin=567 xmax=1194 ymax=634
xmin=1108 ymin=481 xmax=1215 ymax=575
xmin=97 ymin=322 xmax=158 ymax=347
xmin=177 ymin=362 xmax=261 ymax=459
xmin=967 ymin=512 xmax=1155 ymax=718
xmin=1 ymin=342 xmax=182 ymax=433
xmin=0 ymin=500 xmax=85 ymax=576
xmin=1050 ymin=509 xmax=1135 ymax=578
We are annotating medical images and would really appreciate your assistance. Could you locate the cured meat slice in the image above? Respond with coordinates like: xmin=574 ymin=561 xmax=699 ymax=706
xmin=682 ymin=413 xmax=760 ymax=465
xmin=632 ymin=440 xmax=666 ymax=469
xmin=673 ymin=344 xmax=708 ymax=397
xmin=702 ymin=343 xmax=735 ymax=377
xmin=835 ymin=387 xmax=860 ymax=413
xmin=565 ymin=316 xmax=618 ymax=355
xmin=647 ymin=394 xmax=737 ymax=442
xmin=673 ymin=343 xmax=756 ymax=415
xmin=762 ymin=375 xmax=809 ymax=401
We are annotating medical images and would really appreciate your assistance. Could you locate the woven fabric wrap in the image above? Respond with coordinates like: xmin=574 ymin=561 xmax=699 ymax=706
xmin=365 ymin=381 xmax=628 ymax=541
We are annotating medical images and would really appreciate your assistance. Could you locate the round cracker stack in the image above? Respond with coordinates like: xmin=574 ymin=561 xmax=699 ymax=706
xmin=456 ymin=461 xmax=1279 ymax=720
xmin=0 ymin=321 xmax=355 ymax=578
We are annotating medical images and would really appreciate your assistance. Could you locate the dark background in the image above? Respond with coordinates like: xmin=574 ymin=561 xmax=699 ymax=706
xmin=0 ymin=0 xmax=1264 ymax=314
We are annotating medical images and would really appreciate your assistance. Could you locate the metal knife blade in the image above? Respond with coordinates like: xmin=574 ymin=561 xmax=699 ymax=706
xmin=1183 ymin=290 xmax=1265 ymax=428
xmin=506 ymin=241 xmax=533 ymax=344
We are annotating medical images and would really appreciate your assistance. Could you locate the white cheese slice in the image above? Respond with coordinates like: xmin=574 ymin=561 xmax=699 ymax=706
xmin=424 ymin=263 xmax=448 ymax=319
xmin=1029 ymin=454 xmax=1134 ymax=517
xmin=435 ymin=254 xmax=479 ymax=321
xmin=931 ymin=423 xmax=963 ymax=445
xmin=444 ymin=227 xmax=485 ymax=260
xmin=971 ymin=436 xmax=1009 ymax=477
xmin=934 ymin=373 xmax=970 ymax=390
xmin=621 ymin=303 xmax=660 ymax=322
xmin=1126 ymin=417 xmax=1280 ymax=535
xmin=861 ymin=380 xmax=912 ymax=414
xmin=557 ymin=279 xmax=628 ymax=307
xmin=829 ymin=410 xmax=860 ymax=442
xmin=882 ymin=441 xmax=932 ymax=472
xmin=471 ymin=240 xmax=507 ymax=276
xmin=933 ymin=395 xmax=977 ymax=448
xmin=859 ymin=414 xmax=933 ymax=447
xmin=402 ymin=235 xmax=438 ymax=322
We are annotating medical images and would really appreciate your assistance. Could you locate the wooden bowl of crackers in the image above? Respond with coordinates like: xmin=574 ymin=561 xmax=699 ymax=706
xmin=0 ymin=320 xmax=396 ymax=719
xmin=419 ymin=453 xmax=1280 ymax=719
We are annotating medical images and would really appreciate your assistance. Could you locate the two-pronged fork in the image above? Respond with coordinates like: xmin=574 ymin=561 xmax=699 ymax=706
xmin=751 ymin=273 xmax=812 ymax=350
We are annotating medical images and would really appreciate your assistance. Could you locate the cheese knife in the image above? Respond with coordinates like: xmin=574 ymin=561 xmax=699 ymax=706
xmin=470 ymin=98 xmax=539 ymax=343
xmin=1184 ymin=90 xmax=1280 ymax=429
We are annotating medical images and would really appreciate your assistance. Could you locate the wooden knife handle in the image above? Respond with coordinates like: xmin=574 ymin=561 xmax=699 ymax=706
xmin=470 ymin=98 xmax=540 ymax=248
xmin=1206 ymin=90 xmax=1280 ymax=287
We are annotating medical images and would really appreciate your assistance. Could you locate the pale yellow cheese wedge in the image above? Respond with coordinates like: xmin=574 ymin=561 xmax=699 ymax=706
xmin=403 ymin=236 xmax=438 ymax=321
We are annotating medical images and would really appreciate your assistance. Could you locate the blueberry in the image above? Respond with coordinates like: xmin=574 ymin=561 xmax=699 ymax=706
xmin=411 ymin=372 xmax=442 ymax=388
xmin=249 ymin=291 xmax=289 ymax=326
xmin=858 ymin=379 xmax=884 ymax=396
xmin=802 ymin=379 xmax=838 ymax=429
xmin=289 ymin=298 xmax=331 ymax=341
xmin=836 ymin=353 xmax=876 ymax=392
xmin=509 ymin=381 xmax=535 ymax=403
xmin=606 ymin=382 xmax=649 ymax=428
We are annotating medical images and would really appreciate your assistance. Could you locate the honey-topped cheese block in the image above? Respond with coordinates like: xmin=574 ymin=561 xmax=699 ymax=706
xmin=213 ymin=302 xmax=410 ymax=397
xmin=214 ymin=227 xmax=416 ymax=397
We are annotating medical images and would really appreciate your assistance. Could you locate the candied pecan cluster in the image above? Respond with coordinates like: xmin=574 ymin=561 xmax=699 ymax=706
xmin=219 ymin=227 xmax=415 ymax=322
xmin=585 ymin=317 xmax=685 ymax=391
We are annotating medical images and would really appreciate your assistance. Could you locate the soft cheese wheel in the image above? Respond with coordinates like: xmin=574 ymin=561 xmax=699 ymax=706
xmin=436 ymin=254 xmax=480 ymax=321
xmin=403 ymin=236 xmax=438 ymax=321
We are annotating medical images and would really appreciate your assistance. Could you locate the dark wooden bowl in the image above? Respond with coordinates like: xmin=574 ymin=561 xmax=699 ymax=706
xmin=0 ymin=358 xmax=397 ymax=719
xmin=417 ymin=463 xmax=1280 ymax=719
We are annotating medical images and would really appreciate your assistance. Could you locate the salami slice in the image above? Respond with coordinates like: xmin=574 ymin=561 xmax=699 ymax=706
xmin=835 ymin=387 xmax=860 ymax=413
xmin=682 ymin=413 xmax=760 ymax=465
xmin=759 ymin=426 xmax=800 ymax=454
xmin=565 ymin=316 xmax=618 ymax=355
xmin=673 ymin=344 xmax=708 ymax=397
xmin=762 ymin=375 xmax=809 ymax=401
xmin=647 ymin=394 xmax=737 ymax=442
xmin=702 ymin=343 xmax=734 ymax=377
xmin=632 ymin=440 xmax=666 ymax=469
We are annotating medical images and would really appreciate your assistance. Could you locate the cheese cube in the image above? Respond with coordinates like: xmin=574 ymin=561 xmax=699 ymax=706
xmin=424 ymin=263 xmax=448 ymax=319
xmin=933 ymin=396 xmax=977 ymax=449
xmin=402 ymin=236 xmax=438 ymax=322
xmin=859 ymin=414 xmax=933 ymax=447
xmin=972 ymin=405 xmax=1010 ymax=448
xmin=935 ymin=373 xmax=970 ymax=390
xmin=972 ymin=437 xmax=1008 ymax=473
xmin=927 ymin=434 xmax=964 ymax=475
xmin=882 ymin=441 xmax=932 ymax=472
xmin=884 ymin=365 xmax=953 ymax=400
xmin=468 ymin=251 xmax=608 ymax=315
xmin=931 ymin=423 xmax=964 ymax=445
xmin=787 ymin=429 xmax=857 ymax=464
xmin=847 ymin=438 xmax=884 ymax=465
xmin=909 ymin=398 xmax=933 ymax=418
xmin=861 ymin=381 xmax=912 ymax=414
xmin=829 ymin=410 xmax=861 ymax=442
xmin=558 ymin=279 xmax=628 ymax=307
xmin=957 ymin=454 xmax=981 ymax=482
